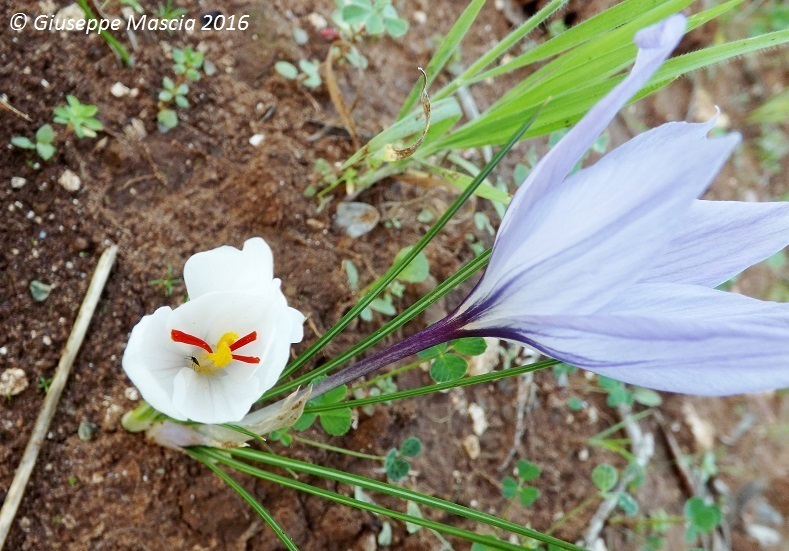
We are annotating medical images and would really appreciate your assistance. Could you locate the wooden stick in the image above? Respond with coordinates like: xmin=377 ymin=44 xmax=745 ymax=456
xmin=0 ymin=245 xmax=118 ymax=549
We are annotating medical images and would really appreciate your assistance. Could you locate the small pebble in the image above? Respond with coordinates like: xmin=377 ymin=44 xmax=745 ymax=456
xmin=110 ymin=82 xmax=130 ymax=97
xmin=58 ymin=169 xmax=81 ymax=192
xmin=307 ymin=12 xmax=327 ymax=30
xmin=0 ymin=368 xmax=29 ymax=396
xmin=42 ymin=335 xmax=52 ymax=346
xmin=414 ymin=11 xmax=427 ymax=24
xmin=78 ymin=420 xmax=98 ymax=441
xmin=124 ymin=387 xmax=140 ymax=401
xmin=249 ymin=133 xmax=265 ymax=147
xmin=11 ymin=177 xmax=26 ymax=189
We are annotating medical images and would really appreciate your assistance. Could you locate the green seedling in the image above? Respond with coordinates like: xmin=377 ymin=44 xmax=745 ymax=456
xmin=275 ymin=60 xmax=322 ymax=88
xmin=384 ymin=436 xmax=422 ymax=481
xmin=157 ymin=0 xmax=187 ymax=20
xmin=335 ymin=0 xmax=408 ymax=38
xmin=53 ymin=96 xmax=103 ymax=138
xmin=148 ymin=265 xmax=183 ymax=296
xmin=501 ymin=459 xmax=542 ymax=507
xmin=173 ymin=47 xmax=204 ymax=81
xmin=592 ymin=463 xmax=639 ymax=517
xmin=11 ymin=124 xmax=56 ymax=161
xmin=684 ymin=497 xmax=722 ymax=543
xmin=359 ymin=247 xmax=430 ymax=322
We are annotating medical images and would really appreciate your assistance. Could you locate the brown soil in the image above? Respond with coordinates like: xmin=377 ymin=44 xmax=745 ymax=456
xmin=1 ymin=1 xmax=788 ymax=550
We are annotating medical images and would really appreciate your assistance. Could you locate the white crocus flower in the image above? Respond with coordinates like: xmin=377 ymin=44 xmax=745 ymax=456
xmin=122 ymin=238 xmax=305 ymax=424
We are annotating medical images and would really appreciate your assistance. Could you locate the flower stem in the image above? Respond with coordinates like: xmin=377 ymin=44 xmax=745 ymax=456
xmin=307 ymin=316 xmax=465 ymax=400
xmin=293 ymin=436 xmax=385 ymax=462
xmin=121 ymin=402 xmax=162 ymax=433
xmin=349 ymin=358 xmax=424 ymax=392
xmin=305 ymin=359 xmax=559 ymax=414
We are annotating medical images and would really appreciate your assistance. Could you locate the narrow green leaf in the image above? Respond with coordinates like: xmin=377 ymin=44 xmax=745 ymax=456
xmin=397 ymin=0 xmax=486 ymax=118
xmin=188 ymin=450 xmax=299 ymax=551
xmin=222 ymin=447 xmax=586 ymax=551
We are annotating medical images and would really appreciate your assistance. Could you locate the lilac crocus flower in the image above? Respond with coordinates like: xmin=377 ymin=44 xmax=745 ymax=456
xmin=313 ymin=14 xmax=789 ymax=399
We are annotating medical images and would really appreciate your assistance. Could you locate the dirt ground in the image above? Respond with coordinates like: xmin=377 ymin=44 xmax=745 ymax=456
xmin=1 ymin=0 xmax=788 ymax=550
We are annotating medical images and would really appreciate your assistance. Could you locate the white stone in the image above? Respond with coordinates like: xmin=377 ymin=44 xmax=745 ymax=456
xmin=11 ymin=177 xmax=26 ymax=189
xmin=42 ymin=336 xmax=52 ymax=346
xmin=468 ymin=403 xmax=488 ymax=436
xmin=462 ymin=434 xmax=480 ymax=459
xmin=110 ymin=82 xmax=130 ymax=97
xmin=124 ymin=387 xmax=140 ymax=401
xmin=307 ymin=12 xmax=327 ymax=30
xmin=54 ymin=3 xmax=86 ymax=29
xmin=58 ymin=169 xmax=81 ymax=192
xmin=0 ymin=368 xmax=29 ymax=396
xmin=249 ymin=133 xmax=265 ymax=147
xmin=413 ymin=11 xmax=427 ymax=24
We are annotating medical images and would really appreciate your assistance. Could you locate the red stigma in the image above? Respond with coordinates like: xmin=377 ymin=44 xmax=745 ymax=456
xmin=231 ymin=354 xmax=261 ymax=364
xmin=230 ymin=331 xmax=257 ymax=351
xmin=170 ymin=330 xmax=213 ymax=353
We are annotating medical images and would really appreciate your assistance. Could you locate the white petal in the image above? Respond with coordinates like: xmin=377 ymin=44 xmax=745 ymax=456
xmin=183 ymin=237 xmax=274 ymax=299
xmin=172 ymin=368 xmax=261 ymax=423
xmin=122 ymin=306 xmax=188 ymax=420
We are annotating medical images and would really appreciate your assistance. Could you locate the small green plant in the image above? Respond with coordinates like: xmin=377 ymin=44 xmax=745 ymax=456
xmin=11 ymin=124 xmax=56 ymax=161
xmin=356 ymin=247 xmax=430 ymax=321
xmin=418 ymin=337 xmax=488 ymax=383
xmin=336 ymin=0 xmax=409 ymax=38
xmin=157 ymin=0 xmax=187 ymax=20
xmin=501 ymin=459 xmax=542 ymax=507
xmin=148 ymin=265 xmax=183 ymax=296
xmin=684 ymin=497 xmax=722 ymax=543
xmin=384 ymin=436 xmax=422 ymax=481
xmin=274 ymin=60 xmax=322 ymax=88
xmin=173 ymin=47 xmax=204 ymax=81
xmin=37 ymin=376 xmax=53 ymax=394
xmin=53 ymin=95 xmax=103 ymax=138
xmin=156 ymin=48 xmax=207 ymax=131
xmin=294 ymin=382 xmax=352 ymax=436
xmin=591 ymin=463 xmax=639 ymax=516
xmin=598 ymin=376 xmax=662 ymax=408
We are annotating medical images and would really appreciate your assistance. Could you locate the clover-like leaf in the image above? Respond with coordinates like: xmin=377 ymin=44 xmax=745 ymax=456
xmin=451 ymin=337 xmax=487 ymax=356
xmin=518 ymin=486 xmax=540 ymax=507
xmin=429 ymin=353 xmax=467 ymax=383
xmin=516 ymin=459 xmax=541 ymax=481
xmin=501 ymin=476 xmax=518 ymax=499
xmin=592 ymin=464 xmax=618 ymax=493
xmin=399 ymin=437 xmax=421 ymax=457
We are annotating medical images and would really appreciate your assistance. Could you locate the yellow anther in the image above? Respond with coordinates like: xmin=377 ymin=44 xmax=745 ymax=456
xmin=205 ymin=332 xmax=239 ymax=369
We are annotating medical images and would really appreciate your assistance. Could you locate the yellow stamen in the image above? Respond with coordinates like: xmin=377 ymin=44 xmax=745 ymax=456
xmin=205 ymin=332 xmax=239 ymax=369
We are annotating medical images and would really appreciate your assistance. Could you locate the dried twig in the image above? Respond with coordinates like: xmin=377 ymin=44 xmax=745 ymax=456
xmin=0 ymin=245 xmax=118 ymax=550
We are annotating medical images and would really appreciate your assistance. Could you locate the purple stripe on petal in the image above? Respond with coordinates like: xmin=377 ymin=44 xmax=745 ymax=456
xmin=641 ymin=199 xmax=789 ymax=287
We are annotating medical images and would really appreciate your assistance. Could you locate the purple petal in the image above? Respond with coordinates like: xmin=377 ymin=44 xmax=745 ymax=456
xmin=462 ymin=120 xmax=740 ymax=321
xmin=485 ymin=284 xmax=789 ymax=395
xmin=641 ymin=200 xmax=789 ymax=287
xmin=500 ymin=15 xmax=687 ymax=236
